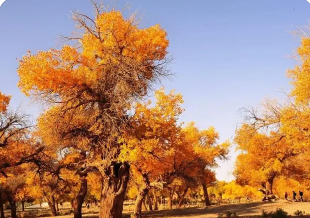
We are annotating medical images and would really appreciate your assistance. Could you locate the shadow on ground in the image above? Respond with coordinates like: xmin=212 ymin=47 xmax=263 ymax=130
xmin=141 ymin=202 xmax=269 ymax=217
xmin=42 ymin=201 xmax=310 ymax=218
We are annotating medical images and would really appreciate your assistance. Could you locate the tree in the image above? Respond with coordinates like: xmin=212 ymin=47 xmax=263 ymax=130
xmin=17 ymin=3 xmax=169 ymax=217
xmin=120 ymin=89 xmax=183 ymax=218
xmin=36 ymin=107 xmax=97 ymax=218
xmin=199 ymin=169 xmax=216 ymax=206
xmin=0 ymin=164 xmax=37 ymax=218
xmin=179 ymin=123 xmax=228 ymax=206
xmin=209 ymin=181 xmax=227 ymax=201
xmin=234 ymin=123 xmax=303 ymax=196
xmin=0 ymin=91 xmax=46 ymax=218
xmin=234 ymin=34 xmax=310 ymax=201
xmin=119 ymin=89 xmax=228 ymax=216
xmin=0 ymin=91 xmax=44 ymax=172
xmin=159 ymin=122 xmax=229 ymax=208
xmin=162 ymin=122 xmax=228 ymax=208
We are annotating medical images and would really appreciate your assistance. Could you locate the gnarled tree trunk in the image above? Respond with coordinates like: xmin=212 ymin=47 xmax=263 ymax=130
xmin=201 ymin=182 xmax=211 ymax=206
xmin=72 ymin=176 xmax=88 ymax=218
xmin=0 ymin=188 xmax=5 ymax=218
xmin=99 ymin=162 xmax=130 ymax=218
xmin=132 ymin=174 xmax=150 ymax=218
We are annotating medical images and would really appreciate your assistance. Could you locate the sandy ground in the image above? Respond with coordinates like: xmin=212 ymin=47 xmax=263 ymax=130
xmin=141 ymin=200 xmax=310 ymax=218
xmin=36 ymin=200 xmax=310 ymax=218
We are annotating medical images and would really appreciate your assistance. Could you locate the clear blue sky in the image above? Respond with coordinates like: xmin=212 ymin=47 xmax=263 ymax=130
xmin=1 ymin=0 xmax=310 ymax=181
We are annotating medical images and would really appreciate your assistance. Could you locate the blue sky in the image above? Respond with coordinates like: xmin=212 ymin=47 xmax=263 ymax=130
xmin=1 ymin=0 xmax=310 ymax=181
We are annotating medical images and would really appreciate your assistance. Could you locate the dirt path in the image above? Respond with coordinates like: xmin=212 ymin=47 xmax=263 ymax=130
xmin=38 ymin=200 xmax=310 ymax=218
xmin=142 ymin=200 xmax=310 ymax=218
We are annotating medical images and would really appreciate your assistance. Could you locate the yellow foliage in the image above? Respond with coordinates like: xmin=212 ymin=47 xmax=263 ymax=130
xmin=0 ymin=91 xmax=10 ymax=113
xmin=17 ymin=11 xmax=168 ymax=98
xmin=120 ymin=89 xmax=183 ymax=181
xmin=127 ymin=185 xmax=139 ymax=199
xmin=288 ymin=37 xmax=310 ymax=104
xmin=234 ymin=124 xmax=299 ymax=188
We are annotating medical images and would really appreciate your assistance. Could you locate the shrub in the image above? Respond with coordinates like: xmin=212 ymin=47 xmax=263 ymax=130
xmin=262 ymin=208 xmax=288 ymax=218
xmin=226 ymin=211 xmax=238 ymax=218
xmin=218 ymin=211 xmax=238 ymax=218
xmin=294 ymin=210 xmax=305 ymax=217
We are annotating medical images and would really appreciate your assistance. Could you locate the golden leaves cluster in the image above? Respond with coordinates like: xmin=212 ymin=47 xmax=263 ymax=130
xmin=288 ymin=38 xmax=310 ymax=104
xmin=0 ymin=91 xmax=10 ymax=113
xmin=120 ymin=88 xmax=229 ymax=185
xmin=17 ymin=11 xmax=169 ymax=99
xmin=119 ymin=89 xmax=183 ymax=178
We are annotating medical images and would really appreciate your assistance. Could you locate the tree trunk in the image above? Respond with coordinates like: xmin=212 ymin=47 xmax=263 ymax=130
xmin=168 ymin=195 xmax=172 ymax=210
xmin=177 ymin=188 xmax=188 ymax=208
xmin=142 ymin=200 xmax=148 ymax=211
xmin=22 ymin=201 xmax=25 ymax=212
xmin=146 ymin=194 xmax=152 ymax=211
xmin=132 ymin=180 xmax=149 ymax=218
xmin=168 ymin=187 xmax=175 ymax=210
xmin=7 ymin=195 xmax=17 ymax=218
xmin=72 ymin=176 xmax=88 ymax=218
xmin=99 ymin=162 xmax=130 ymax=218
xmin=0 ymin=188 xmax=5 ymax=218
xmin=266 ymin=178 xmax=274 ymax=195
xmin=47 ymin=196 xmax=57 ymax=216
xmin=152 ymin=189 xmax=158 ymax=211
xmin=201 ymin=182 xmax=211 ymax=206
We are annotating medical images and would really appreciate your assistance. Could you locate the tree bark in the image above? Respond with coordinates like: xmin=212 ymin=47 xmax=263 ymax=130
xmin=0 ymin=188 xmax=5 ymax=218
xmin=146 ymin=194 xmax=152 ymax=211
xmin=142 ymin=200 xmax=148 ymax=211
xmin=168 ymin=194 xmax=172 ymax=210
xmin=266 ymin=177 xmax=274 ymax=195
xmin=22 ymin=201 xmax=25 ymax=212
xmin=56 ymin=201 xmax=59 ymax=212
xmin=7 ymin=195 xmax=17 ymax=218
xmin=152 ymin=189 xmax=158 ymax=211
xmin=47 ymin=196 xmax=57 ymax=216
xmin=177 ymin=188 xmax=188 ymax=208
xmin=201 ymin=182 xmax=211 ymax=206
xmin=132 ymin=176 xmax=149 ymax=218
xmin=99 ymin=162 xmax=130 ymax=218
xmin=72 ymin=176 xmax=88 ymax=218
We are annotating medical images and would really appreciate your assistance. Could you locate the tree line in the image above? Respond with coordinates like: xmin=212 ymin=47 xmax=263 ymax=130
xmin=0 ymin=3 xmax=229 ymax=218
xmin=233 ymin=33 xmax=310 ymax=200
xmin=2 ymin=1 xmax=310 ymax=218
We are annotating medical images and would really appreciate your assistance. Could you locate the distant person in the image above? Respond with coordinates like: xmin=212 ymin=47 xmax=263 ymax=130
xmin=285 ymin=191 xmax=288 ymax=200
xmin=293 ymin=191 xmax=297 ymax=202
xmin=299 ymin=190 xmax=304 ymax=202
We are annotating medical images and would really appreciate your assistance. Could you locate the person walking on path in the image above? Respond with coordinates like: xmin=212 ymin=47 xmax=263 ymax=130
xmin=299 ymin=190 xmax=304 ymax=202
